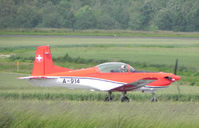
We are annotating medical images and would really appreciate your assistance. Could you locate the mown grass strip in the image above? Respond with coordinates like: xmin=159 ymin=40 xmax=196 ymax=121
xmin=1 ymin=29 xmax=199 ymax=38
xmin=1 ymin=91 xmax=199 ymax=102
xmin=1 ymin=43 xmax=199 ymax=53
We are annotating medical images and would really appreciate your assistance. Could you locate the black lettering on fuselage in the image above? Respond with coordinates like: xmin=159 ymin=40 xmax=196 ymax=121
xmin=63 ymin=79 xmax=66 ymax=84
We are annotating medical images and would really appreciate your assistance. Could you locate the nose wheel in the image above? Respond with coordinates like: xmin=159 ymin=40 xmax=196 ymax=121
xmin=121 ymin=91 xmax=129 ymax=102
xmin=151 ymin=92 xmax=158 ymax=102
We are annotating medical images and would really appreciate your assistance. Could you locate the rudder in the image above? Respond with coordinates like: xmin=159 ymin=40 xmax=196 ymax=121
xmin=32 ymin=46 xmax=71 ymax=76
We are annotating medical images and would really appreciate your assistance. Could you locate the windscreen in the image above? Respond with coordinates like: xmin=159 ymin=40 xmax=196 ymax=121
xmin=97 ymin=62 xmax=135 ymax=73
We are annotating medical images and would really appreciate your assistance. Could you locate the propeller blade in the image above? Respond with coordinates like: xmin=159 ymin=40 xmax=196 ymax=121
xmin=174 ymin=59 xmax=181 ymax=96
xmin=174 ymin=59 xmax=178 ymax=75
xmin=176 ymin=82 xmax=181 ymax=95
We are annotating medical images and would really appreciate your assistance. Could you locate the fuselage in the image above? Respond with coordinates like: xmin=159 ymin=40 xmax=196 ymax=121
xmin=20 ymin=46 xmax=181 ymax=102
xmin=29 ymin=65 xmax=180 ymax=92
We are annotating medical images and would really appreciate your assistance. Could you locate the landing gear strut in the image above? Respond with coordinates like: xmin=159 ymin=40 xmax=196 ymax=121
xmin=121 ymin=91 xmax=129 ymax=102
xmin=151 ymin=91 xmax=158 ymax=102
xmin=104 ymin=91 xmax=113 ymax=101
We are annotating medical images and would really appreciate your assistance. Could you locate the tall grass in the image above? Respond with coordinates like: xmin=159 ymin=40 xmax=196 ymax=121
xmin=1 ymin=91 xmax=199 ymax=102
xmin=1 ymin=69 xmax=199 ymax=128
xmin=0 ymin=61 xmax=32 ymax=74
xmin=1 ymin=99 xmax=199 ymax=128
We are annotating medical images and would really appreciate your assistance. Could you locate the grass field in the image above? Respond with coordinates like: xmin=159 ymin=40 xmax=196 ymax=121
xmin=1 ymin=29 xmax=199 ymax=38
xmin=1 ymin=36 xmax=199 ymax=85
xmin=1 ymin=99 xmax=199 ymax=128
xmin=1 ymin=72 xmax=199 ymax=128
xmin=0 ymin=34 xmax=199 ymax=128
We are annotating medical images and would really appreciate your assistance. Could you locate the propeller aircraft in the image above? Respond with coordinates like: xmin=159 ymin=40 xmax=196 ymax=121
xmin=19 ymin=46 xmax=181 ymax=102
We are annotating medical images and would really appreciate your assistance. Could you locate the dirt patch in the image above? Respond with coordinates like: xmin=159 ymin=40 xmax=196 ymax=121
xmin=0 ymin=54 xmax=11 ymax=58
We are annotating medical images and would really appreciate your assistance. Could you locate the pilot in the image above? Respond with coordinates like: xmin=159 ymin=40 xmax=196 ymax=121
xmin=120 ymin=65 xmax=128 ymax=72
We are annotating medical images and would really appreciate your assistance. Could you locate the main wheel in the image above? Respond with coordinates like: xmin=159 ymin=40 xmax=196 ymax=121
xmin=121 ymin=96 xmax=129 ymax=102
xmin=104 ymin=97 xmax=112 ymax=102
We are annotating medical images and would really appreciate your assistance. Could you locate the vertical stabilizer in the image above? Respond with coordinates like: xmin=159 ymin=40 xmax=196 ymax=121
xmin=32 ymin=46 xmax=71 ymax=76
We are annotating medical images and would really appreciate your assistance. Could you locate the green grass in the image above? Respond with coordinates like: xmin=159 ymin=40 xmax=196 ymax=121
xmin=0 ymin=64 xmax=199 ymax=128
xmin=3 ymin=46 xmax=199 ymax=71
xmin=1 ymin=28 xmax=199 ymax=38
xmin=1 ymin=33 xmax=199 ymax=127
xmin=1 ymin=36 xmax=199 ymax=70
xmin=1 ymin=101 xmax=199 ymax=128
xmin=1 ymin=36 xmax=199 ymax=85
xmin=1 ymin=36 xmax=199 ymax=48
xmin=1 ymin=99 xmax=199 ymax=128
xmin=1 ymin=72 xmax=199 ymax=128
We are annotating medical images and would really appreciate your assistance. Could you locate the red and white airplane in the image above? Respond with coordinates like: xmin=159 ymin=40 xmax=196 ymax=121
xmin=20 ymin=46 xmax=181 ymax=102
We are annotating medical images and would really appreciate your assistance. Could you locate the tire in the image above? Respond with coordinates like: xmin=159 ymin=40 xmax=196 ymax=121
xmin=151 ymin=97 xmax=158 ymax=102
xmin=121 ymin=96 xmax=129 ymax=102
xmin=104 ymin=97 xmax=112 ymax=102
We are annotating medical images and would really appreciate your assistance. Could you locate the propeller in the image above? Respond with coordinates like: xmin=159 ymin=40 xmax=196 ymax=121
xmin=174 ymin=59 xmax=181 ymax=95
xmin=174 ymin=59 xmax=178 ymax=75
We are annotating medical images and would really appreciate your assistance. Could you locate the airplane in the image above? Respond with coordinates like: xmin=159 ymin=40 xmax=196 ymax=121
xmin=19 ymin=46 xmax=181 ymax=102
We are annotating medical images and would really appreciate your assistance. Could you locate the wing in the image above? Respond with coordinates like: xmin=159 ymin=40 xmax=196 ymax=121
xmin=110 ymin=77 xmax=157 ymax=91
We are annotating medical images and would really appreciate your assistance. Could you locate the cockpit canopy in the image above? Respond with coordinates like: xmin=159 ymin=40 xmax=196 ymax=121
xmin=97 ymin=62 xmax=135 ymax=73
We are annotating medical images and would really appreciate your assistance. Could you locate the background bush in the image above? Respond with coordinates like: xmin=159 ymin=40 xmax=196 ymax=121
xmin=0 ymin=0 xmax=199 ymax=31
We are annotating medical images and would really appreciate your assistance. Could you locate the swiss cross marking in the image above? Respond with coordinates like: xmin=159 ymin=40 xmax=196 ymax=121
xmin=36 ymin=55 xmax=43 ymax=62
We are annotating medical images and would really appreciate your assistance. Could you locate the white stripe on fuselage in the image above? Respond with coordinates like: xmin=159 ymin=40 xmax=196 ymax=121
xmin=28 ymin=76 xmax=167 ymax=92
xmin=29 ymin=76 xmax=125 ymax=91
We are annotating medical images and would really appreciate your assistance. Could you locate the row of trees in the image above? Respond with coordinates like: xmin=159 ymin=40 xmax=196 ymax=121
xmin=0 ymin=0 xmax=199 ymax=31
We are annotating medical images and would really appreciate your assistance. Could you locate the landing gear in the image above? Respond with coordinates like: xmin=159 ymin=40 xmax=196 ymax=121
xmin=104 ymin=91 xmax=113 ymax=101
xmin=121 ymin=91 xmax=129 ymax=102
xmin=151 ymin=92 xmax=158 ymax=102
xmin=104 ymin=91 xmax=130 ymax=102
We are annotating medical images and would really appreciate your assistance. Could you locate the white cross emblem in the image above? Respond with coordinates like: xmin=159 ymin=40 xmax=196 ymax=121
xmin=36 ymin=55 xmax=43 ymax=62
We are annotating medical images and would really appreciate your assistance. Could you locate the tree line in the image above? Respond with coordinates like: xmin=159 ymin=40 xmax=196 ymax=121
xmin=0 ymin=0 xmax=199 ymax=32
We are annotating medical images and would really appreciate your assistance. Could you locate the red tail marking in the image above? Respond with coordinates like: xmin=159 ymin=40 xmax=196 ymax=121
xmin=32 ymin=46 xmax=71 ymax=76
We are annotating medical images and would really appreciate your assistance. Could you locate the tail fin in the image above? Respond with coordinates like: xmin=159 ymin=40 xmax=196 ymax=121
xmin=32 ymin=46 xmax=71 ymax=76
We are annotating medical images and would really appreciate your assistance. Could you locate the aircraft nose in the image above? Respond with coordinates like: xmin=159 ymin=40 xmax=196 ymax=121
xmin=164 ymin=74 xmax=181 ymax=82
xmin=171 ymin=75 xmax=181 ymax=82
xmin=174 ymin=75 xmax=181 ymax=81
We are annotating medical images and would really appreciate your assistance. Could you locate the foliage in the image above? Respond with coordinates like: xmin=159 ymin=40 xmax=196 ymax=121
xmin=74 ymin=5 xmax=96 ymax=29
xmin=0 ymin=0 xmax=199 ymax=31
